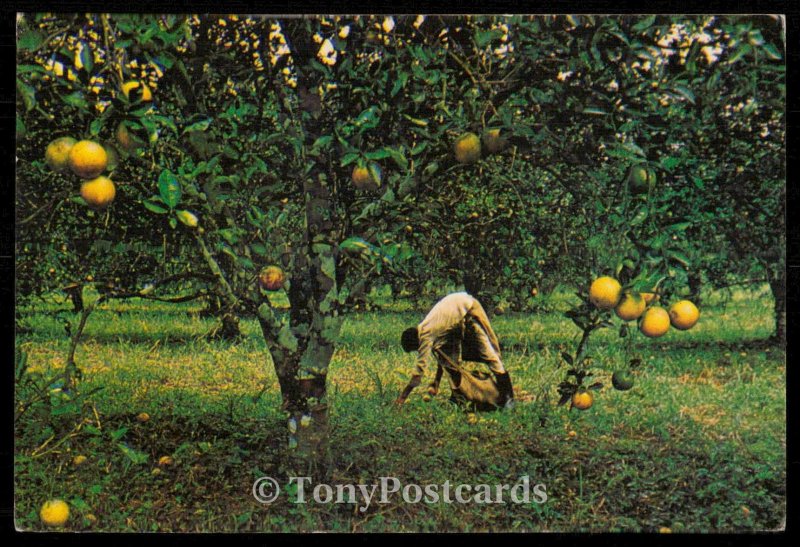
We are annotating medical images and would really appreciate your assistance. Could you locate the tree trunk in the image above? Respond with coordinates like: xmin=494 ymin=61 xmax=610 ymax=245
xmin=66 ymin=285 xmax=84 ymax=313
xmin=769 ymin=268 xmax=786 ymax=344
xmin=265 ymin=23 xmax=342 ymax=474
xmin=285 ymin=166 xmax=341 ymax=472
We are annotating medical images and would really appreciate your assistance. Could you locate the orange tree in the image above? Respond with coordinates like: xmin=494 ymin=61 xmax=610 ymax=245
xmin=16 ymin=14 xmax=785 ymax=465
xmin=15 ymin=14 xmax=207 ymax=322
xmin=386 ymin=15 xmax=784 ymax=333
xmin=512 ymin=15 xmax=787 ymax=404
xmin=17 ymin=14 xmax=586 ymax=464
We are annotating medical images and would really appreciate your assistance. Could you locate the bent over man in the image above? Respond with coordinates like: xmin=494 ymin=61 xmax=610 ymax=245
xmin=396 ymin=292 xmax=515 ymax=409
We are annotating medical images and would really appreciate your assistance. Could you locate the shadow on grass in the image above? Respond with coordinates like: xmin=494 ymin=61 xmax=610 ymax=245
xmin=108 ymin=410 xmax=285 ymax=473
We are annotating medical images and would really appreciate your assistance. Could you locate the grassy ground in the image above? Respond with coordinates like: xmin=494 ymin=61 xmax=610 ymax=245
xmin=14 ymin=287 xmax=785 ymax=532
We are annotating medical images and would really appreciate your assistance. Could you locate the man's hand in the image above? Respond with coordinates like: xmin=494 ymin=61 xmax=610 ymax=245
xmin=395 ymin=374 xmax=422 ymax=408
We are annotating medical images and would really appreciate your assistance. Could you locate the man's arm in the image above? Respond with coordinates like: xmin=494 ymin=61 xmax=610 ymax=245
xmin=395 ymin=374 xmax=422 ymax=405
xmin=395 ymin=329 xmax=434 ymax=405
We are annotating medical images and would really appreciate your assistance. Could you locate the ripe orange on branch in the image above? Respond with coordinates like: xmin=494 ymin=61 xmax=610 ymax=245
xmin=669 ymin=300 xmax=699 ymax=330
xmin=589 ymin=276 xmax=622 ymax=309
xmin=80 ymin=176 xmax=116 ymax=209
xmin=454 ymin=132 xmax=481 ymax=164
xmin=615 ymin=292 xmax=646 ymax=321
xmin=45 ymin=137 xmax=77 ymax=172
xmin=68 ymin=140 xmax=108 ymax=179
xmin=259 ymin=265 xmax=286 ymax=291
xmin=352 ymin=162 xmax=381 ymax=190
xmin=639 ymin=306 xmax=670 ymax=338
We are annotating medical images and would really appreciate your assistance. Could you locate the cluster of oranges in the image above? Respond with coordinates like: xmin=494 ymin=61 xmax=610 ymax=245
xmin=42 ymin=81 xmax=155 ymax=211
xmin=589 ymin=276 xmax=700 ymax=337
xmin=45 ymin=136 xmax=116 ymax=209
xmin=453 ymin=129 xmax=508 ymax=164
xmin=569 ymin=276 xmax=699 ymax=412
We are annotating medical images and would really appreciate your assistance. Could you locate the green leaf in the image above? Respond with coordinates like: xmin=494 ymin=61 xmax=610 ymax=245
xmin=747 ymin=29 xmax=765 ymax=46
xmin=354 ymin=106 xmax=380 ymax=129
xmin=606 ymin=141 xmax=646 ymax=160
xmin=158 ymin=170 xmax=182 ymax=208
xmin=410 ymin=141 xmax=429 ymax=155
xmin=17 ymin=30 xmax=43 ymax=51
xmin=176 ymin=210 xmax=198 ymax=227
xmin=339 ymin=237 xmax=374 ymax=254
xmin=16 ymin=79 xmax=36 ymax=112
xmin=89 ymin=118 xmax=104 ymax=137
xmin=118 ymin=443 xmax=149 ymax=465
xmin=312 ymin=135 xmax=333 ymax=150
xmin=368 ymin=162 xmax=384 ymax=183
xmin=143 ymin=200 xmax=169 ymax=214
xmin=474 ymin=28 xmax=505 ymax=48
xmin=388 ymin=148 xmax=408 ymax=170
xmin=631 ymin=15 xmax=656 ymax=33
xmin=217 ymin=228 xmax=238 ymax=245
xmin=670 ymin=84 xmax=695 ymax=105
xmin=660 ymin=156 xmax=681 ymax=171
xmin=17 ymin=64 xmax=47 ymax=75
xmin=422 ymin=162 xmax=439 ymax=178
xmin=390 ymin=71 xmax=408 ymax=97
xmin=402 ymin=114 xmax=428 ymax=127
xmin=380 ymin=188 xmax=396 ymax=203
xmin=182 ymin=117 xmax=212 ymax=134
xmin=666 ymin=250 xmax=691 ymax=268
xmin=728 ymin=44 xmax=752 ymax=64
xmin=277 ymin=325 xmax=299 ymax=352
xmin=151 ymin=114 xmax=178 ymax=135
xmin=364 ymin=149 xmax=392 ymax=161
xmin=646 ymin=233 xmax=670 ymax=251
xmin=762 ymin=43 xmax=782 ymax=61
xmin=629 ymin=208 xmax=648 ymax=226
xmin=109 ymin=427 xmax=128 ymax=441
xmin=340 ymin=152 xmax=359 ymax=166
xmin=668 ymin=222 xmax=692 ymax=232
xmin=61 ymin=92 xmax=87 ymax=109
xmin=582 ymin=107 xmax=607 ymax=116
xmin=79 ymin=43 xmax=93 ymax=73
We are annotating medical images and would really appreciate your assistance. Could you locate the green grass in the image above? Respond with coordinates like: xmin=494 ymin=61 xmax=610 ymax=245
xmin=14 ymin=287 xmax=785 ymax=532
